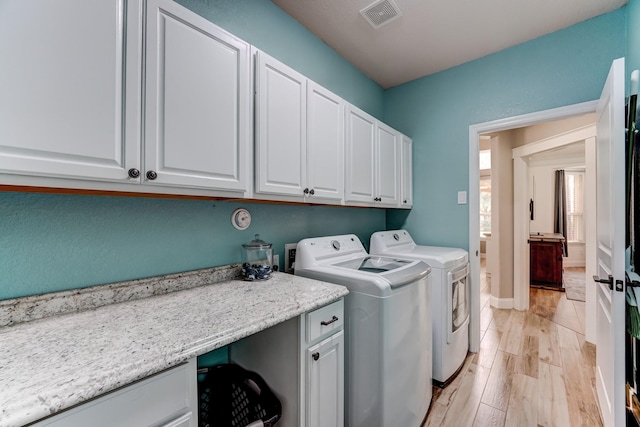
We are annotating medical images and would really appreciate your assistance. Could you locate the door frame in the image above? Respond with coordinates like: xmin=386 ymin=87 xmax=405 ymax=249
xmin=468 ymin=100 xmax=597 ymax=352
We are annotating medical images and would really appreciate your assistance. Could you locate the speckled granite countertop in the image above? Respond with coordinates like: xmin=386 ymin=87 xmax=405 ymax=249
xmin=0 ymin=268 xmax=348 ymax=427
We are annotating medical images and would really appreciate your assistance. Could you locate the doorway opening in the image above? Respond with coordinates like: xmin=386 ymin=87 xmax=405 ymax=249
xmin=467 ymin=100 xmax=598 ymax=352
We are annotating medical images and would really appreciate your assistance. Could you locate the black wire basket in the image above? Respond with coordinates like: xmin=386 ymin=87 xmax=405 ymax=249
xmin=198 ymin=364 xmax=282 ymax=427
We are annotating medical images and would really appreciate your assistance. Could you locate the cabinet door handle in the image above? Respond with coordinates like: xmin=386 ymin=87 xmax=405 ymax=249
xmin=128 ymin=168 xmax=140 ymax=178
xmin=309 ymin=188 xmax=315 ymax=195
xmin=304 ymin=188 xmax=309 ymax=195
xmin=312 ymin=352 xmax=320 ymax=361
xmin=146 ymin=170 xmax=158 ymax=180
xmin=321 ymin=315 xmax=339 ymax=326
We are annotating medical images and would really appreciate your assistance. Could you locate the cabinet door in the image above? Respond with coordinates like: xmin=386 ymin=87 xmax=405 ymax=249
xmin=400 ymin=135 xmax=413 ymax=208
xmin=0 ymin=0 xmax=141 ymax=182
xmin=144 ymin=0 xmax=250 ymax=191
xmin=345 ymin=106 xmax=376 ymax=204
xmin=306 ymin=331 xmax=344 ymax=427
xmin=306 ymin=82 xmax=344 ymax=202
xmin=255 ymin=52 xmax=307 ymax=197
xmin=376 ymin=123 xmax=400 ymax=206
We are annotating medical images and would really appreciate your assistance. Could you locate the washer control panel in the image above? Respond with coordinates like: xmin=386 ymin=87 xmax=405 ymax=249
xmin=296 ymin=234 xmax=367 ymax=265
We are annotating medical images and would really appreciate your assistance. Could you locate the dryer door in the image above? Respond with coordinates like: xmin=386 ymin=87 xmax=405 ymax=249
xmin=447 ymin=263 xmax=470 ymax=343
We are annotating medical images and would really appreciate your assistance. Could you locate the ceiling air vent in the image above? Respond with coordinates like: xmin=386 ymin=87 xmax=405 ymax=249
xmin=360 ymin=0 xmax=403 ymax=29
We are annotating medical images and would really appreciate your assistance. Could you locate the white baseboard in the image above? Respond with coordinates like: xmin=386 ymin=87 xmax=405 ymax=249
xmin=490 ymin=296 xmax=514 ymax=309
xmin=563 ymin=261 xmax=586 ymax=268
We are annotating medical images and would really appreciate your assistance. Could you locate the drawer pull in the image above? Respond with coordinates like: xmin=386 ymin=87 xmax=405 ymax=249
xmin=321 ymin=316 xmax=339 ymax=326
xmin=312 ymin=352 xmax=320 ymax=361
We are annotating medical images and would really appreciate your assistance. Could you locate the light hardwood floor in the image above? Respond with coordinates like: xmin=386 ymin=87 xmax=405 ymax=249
xmin=423 ymin=263 xmax=601 ymax=427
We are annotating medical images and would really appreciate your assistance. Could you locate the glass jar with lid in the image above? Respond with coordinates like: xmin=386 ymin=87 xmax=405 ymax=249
xmin=241 ymin=234 xmax=273 ymax=281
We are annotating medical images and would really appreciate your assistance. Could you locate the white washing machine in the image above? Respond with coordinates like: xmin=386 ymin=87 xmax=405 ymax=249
xmin=295 ymin=234 xmax=432 ymax=427
xmin=370 ymin=230 xmax=469 ymax=387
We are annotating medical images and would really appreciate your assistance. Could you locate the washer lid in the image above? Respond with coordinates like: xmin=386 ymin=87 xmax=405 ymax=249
xmin=374 ymin=245 xmax=468 ymax=269
xmin=332 ymin=256 xmax=430 ymax=288
xmin=334 ymin=256 xmax=411 ymax=273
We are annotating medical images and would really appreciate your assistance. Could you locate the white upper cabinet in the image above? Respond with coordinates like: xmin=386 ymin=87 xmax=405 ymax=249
xmin=400 ymin=135 xmax=413 ymax=208
xmin=345 ymin=106 xmax=376 ymax=204
xmin=255 ymin=51 xmax=344 ymax=203
xmin=306 ymin=81 xmax=345 ymax=202
xmin=345 ymin=105 xmax=401 ymax=207
xmin=376 ymin=122 xmax=400 ymax=206
xmin=0 ymin=0 xmax=142 ymax=182
xmin=255 ymin=51 xmax=307 ymax=197
xmin=144 ymin=0 xmax=250 ymax=191
xmin=0 ymin=0 xmax=250 ymax=196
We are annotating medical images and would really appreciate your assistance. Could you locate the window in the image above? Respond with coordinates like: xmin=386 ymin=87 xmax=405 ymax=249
xmin=479 ymin=149 xmax=491 ymax=237
xmin=479 ymin=150 xmax=491 ymax=171
xmin=479 ymin=178 xmax=491 ymax=236
xmin=565 ymin=171 xmax=584 ymax=242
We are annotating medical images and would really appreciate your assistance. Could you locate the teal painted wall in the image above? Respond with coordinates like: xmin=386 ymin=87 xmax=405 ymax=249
xmin=0 ymin=193 xmax=383 ymax=300
xmin=175 ymin=0 xmax=384 ymax=118
xmin=0 ymin=1 xmax=386 ymax=301
xmin=384 ymin=8 xmax=627 ymax=249
xmin=628 ymin=0 xmax=640 ymax=78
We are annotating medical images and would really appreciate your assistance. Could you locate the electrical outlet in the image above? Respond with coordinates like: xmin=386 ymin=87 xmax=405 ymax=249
xmin=284 ymin=243 xmax=297 ymax=274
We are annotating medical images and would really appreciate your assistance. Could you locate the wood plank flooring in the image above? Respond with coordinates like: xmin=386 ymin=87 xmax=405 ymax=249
xmin=423 ymin=264 xmax=601 ymax=427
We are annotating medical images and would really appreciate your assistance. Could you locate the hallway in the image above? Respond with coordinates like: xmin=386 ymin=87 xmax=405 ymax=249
xmin=423 ymin=264 xmax=601 ymax=426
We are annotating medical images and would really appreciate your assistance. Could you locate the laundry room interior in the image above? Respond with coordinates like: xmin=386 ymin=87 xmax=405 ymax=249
xmin=2 ymin=0 xmax=640 ymax=426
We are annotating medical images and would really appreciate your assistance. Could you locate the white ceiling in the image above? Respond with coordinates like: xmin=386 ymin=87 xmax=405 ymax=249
xmin=273 ymin=0 xmax=627 ymax=88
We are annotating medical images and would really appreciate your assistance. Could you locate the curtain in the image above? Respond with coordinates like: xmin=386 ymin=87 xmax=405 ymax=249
xmin=554 ymin=169 xmax=568 ymax=257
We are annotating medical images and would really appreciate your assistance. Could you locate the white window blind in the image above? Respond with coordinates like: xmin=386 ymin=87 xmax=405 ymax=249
xmin=565 ymin=172 xmax=584 ymax=242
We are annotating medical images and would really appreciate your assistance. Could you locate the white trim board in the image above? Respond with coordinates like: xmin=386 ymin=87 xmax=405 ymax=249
xmin=490 ymin=296 xmax=514 ymax=310
xmin=468 ymin=100 xmax=598 ymax=352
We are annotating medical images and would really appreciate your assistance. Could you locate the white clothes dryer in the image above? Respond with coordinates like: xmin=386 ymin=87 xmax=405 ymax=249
xmin=370 ymin=229 xmax=469 ymax=387
xmin=295 ymin=234 xmax=431 ymax=427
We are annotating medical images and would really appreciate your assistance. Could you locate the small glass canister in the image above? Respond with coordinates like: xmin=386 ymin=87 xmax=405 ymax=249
xmin=241 ymin=234 xmax=273 ymax=281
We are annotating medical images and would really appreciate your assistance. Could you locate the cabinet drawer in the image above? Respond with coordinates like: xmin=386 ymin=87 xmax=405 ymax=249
xmin=306 ymin=299 xmax=344 ymax=344
xmin=33 ymin=362 xmax=195 ymax=427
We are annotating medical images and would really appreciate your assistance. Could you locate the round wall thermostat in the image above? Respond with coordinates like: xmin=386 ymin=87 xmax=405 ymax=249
xmin=231 ymin=208 xmax=252 ymax=230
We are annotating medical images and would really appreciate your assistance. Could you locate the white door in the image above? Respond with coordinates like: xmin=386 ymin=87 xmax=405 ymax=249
xmin=0 ymin=0 xmax=141 ymax=182
xmin=306 ymin=331 xmax=344 ymax=427
xmin=400 ymin=135 xmax=413 ymax=208
xmin=255 ymin=51 xmax=307 ymax=197
xmin=145 ymin=0 xmax=250 ymax=191
xmin=345 ymin=105 xmax=376 ymax=204
xmin=306 ymin=81 xmax=345 ymax=202
xmin=594 ymin=57 xmax=625 ymax=427
xmin=376 ymin=122 xmax=400 ymax=206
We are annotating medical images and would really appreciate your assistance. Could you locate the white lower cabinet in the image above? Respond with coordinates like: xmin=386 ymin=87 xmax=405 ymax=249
xmin=230 ymin=299 xmax=345 ymax=427
xmin=306 ymin=331 xmax=344 ymax=427
xmin=32 ymin=359 xmax=198 ymax=427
